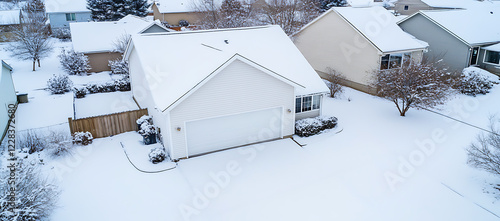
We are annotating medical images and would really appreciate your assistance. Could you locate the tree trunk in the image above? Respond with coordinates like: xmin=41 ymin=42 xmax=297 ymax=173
xmin=37 ymin=59 xmax=40 ymax=67
xmin=32 ymin=60 xmax=36 ymax=71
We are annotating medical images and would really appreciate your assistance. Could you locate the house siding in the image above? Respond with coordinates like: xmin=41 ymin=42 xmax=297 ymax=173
xmin=142 ymin=24 xmax=168 ymax=33
xmin=478 ymin=48 xmax=500 ymax=75
xmin=86 ymin=52 xmax=123 ymax=72
xmin=48 ymin=12 xmax=91 ymax=30
xmin=294 ymin=11 xmax=382 ymax=93
xmin=0 ymin=63 xmax=16 ymax=142
xmin=399 ymin=14 xmax=470 ymax=72
xmin=394 ymin=0 xmax=432 ymax=15
xmin=152 ymin=4 xmax=199 ymax=26
xmin=169 ymin=59 xmax=295 ymax=159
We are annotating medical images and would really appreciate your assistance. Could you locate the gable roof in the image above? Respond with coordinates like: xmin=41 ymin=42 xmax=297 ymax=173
xmin=70 ymin=15 xmax=171 ymax=53
xmin=296 ymin=6 xmax=428 ymax=53
xmin=420 ymin=0 xmax=500 ymax=9
xmin=0 ymin=9 xmax=20 ymax=25
xmin=125 ymin=25 xmax=329 ymax=112
xmin=45 ymin=0 xmax=89 ymax=13
xmin=398 ymin=7 xmax=500 ymax=46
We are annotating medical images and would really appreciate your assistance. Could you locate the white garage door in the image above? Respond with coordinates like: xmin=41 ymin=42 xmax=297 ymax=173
xmin=186 ymin=107 xmax=283 ymax=157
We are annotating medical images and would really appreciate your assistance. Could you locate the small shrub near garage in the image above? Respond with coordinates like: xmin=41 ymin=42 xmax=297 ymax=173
xmin=457 ymin=68 xmax=499 ymax=96
xmin=73 ymin=131 xmax=93 ymax=145
xmin=47 ymin=74 xmax=73 ymax=94
xmin=295 ymin=116 xmax=338 ymax=137
xmin=139 ymin=123 xmax=157 ymax=145
xmin=149 ymin=147 xmax=167 ymax=164
xmin=136 ymin=115 xmax=153 ymax=130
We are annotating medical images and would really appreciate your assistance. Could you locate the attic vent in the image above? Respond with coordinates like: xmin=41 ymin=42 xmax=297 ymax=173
xmin=224 ymin=40 xmax=229 ymax=44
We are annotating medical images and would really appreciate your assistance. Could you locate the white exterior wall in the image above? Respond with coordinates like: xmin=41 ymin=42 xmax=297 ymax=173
xmin=168 ymin=60 xmax=295 ymax=159
xmin=0 ymin=63 xmax=16 ymax=141
xmin=294 ymin=11 xmax=381 ymax=89
xmin=128 ymin=48 xmax=171 ymax=152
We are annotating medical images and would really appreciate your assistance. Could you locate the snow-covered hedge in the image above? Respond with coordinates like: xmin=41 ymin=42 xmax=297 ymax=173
xmin=295 ymin=116 xmax=338 ymax=137
xmin=457 ymin=67 xmax=499 ymax=96
xmin=47 ymin=74 xmax=73 ymax=94
xmin=74 ymin=78 xmax=131 ymax=99
xmin=73 ymin=132 xmax=93 ymax=145
xmin=149 ymin=147 xmax=166 ymax=164
xmin=139 ymin=123 xmax=157 ymax=137
xmin=58 ymin=49 xmax=90 ymax=75
xmin=51 ymin=28 xmax=71 ymax=40
xmin=73 ymin=87 xmax=87 ymax=98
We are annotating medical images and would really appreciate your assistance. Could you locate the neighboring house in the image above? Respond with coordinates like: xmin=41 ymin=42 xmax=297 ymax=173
xmin=0 ymin=60 xmax=16 ymax=143
xmin=70 ymin=15 xmax=171 ymax=72
xmin=152 ymin=0 xmax=200 ymax=26
xmin=481 ymin=43 xmax=500 ymax=74
xmin=293 ymin=6 xmax=428 ymax=94
xmin=394 ymin=0 xmax=499 ymax=15
xmin=124 ymin=25 xmax=329 ymax=160
xmin=45 ymin=0 xmax=91 ymax=30
xmin=0 ymin=9 xmax=20 ymax=42
xmin=398 ymin=8 xmax=500 ymax=74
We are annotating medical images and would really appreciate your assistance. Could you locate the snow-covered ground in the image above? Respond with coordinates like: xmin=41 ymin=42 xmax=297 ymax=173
xmin=2 ymin=39 xmax=500 ymax=220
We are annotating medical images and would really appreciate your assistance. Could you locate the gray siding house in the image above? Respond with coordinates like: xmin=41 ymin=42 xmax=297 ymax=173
xmin=45 ymin=0 xmax=91 ymax=30
xmin=0 ymin=60 xmax=16 ymax=143
xmin=398 ymin=8 xmax=500 ymax=74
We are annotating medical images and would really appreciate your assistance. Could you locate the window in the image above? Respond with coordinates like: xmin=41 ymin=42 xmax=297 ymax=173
xmin=380 ymin=53 xmax=411 ymax=70
xmin=295 ymin=95 xmax=321 ymax=113
xmin=484 ymin=50 xmax=500 ymax=65
xmin=404 ymin=5 xmax=409 ymax=10
xmin=66 ymin=13 xmax=76 ymax=21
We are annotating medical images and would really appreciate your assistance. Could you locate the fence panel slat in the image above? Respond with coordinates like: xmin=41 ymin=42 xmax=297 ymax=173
xmin=68 ymin=109 xmax=148 ymax=138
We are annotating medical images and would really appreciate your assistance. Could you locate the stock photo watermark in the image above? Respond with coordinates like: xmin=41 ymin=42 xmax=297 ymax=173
xmin=5 ymin=103 xmax=17 ymax=214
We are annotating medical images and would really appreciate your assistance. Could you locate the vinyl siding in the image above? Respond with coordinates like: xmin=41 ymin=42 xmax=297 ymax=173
xmin=141 ymin=24 xmax=168 ymax=34
xmin=86 ymin=52 xmax=122 ymax=72
xmin=48 ymin=12 xmax=91 ymax=29
xmin=0 ymin=64 xmax=16 ymax=142
xmin=399 ymin=14 xmax=470 ymax=72
xmin=169 ymin=59 xmax=295 ymax=159
xmin=294 ymin=10 xmax=381 ymax=91
xmin=478 ymin=48 xmax=500 ymax=75
xmin=394 ymin=0 xmax=432 ymax=15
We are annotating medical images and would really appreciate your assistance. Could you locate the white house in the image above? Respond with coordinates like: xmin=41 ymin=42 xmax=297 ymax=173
xmin=45 ymin=0 xmax=91 ymax=30
xmin=0 ymin=60 xmax=16 ymax=142
xmin=124 ymin=25 xmax=329 ymax=160
xmin=70 ymin=15 xmax=171 ymax=72
xmin=293 ymin=6 xmax=428 ymax=93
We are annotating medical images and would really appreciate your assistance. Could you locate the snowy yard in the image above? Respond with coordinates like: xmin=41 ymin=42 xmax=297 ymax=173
xmin=2 ymin=39 xmax=500 ymax=220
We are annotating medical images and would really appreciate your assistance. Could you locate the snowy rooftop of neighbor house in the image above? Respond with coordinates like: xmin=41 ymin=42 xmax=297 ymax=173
xmin=0 ymin=9 xmax=20 ymax=25
xmin=45 ymin=0 xmax=89 ymax=13
xmin=421 ymin=0 xmax=500 ymax=9
xmin=406 ymin=7 xmax=500 ymax=45
xmin=329 ymin=6 xmax=428 ymax=53
xmin=126 ymin=25 xmax=329 ymax=112
xmin=484 ymin=43 xmax=500 ymax=52
xmin=154 ymin=0 xmax=197 ymax=13
xmin=70 ymin=15 xmax=171 ymax=53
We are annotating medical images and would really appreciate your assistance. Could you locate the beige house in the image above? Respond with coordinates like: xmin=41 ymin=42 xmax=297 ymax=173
xmin=70 ymin=15 xmax=171 ymax=72
xmin=152 ymin=0 xmax=200 ymax=26
xmin=293 ymin=6 xmax=428 ymax=94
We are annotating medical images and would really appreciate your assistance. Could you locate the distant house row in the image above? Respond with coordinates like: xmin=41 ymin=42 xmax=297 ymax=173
xmin=293 ymin=5 xmax=500 ymax=93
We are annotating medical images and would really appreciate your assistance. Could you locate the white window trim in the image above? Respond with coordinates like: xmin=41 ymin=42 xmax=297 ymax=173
xmin=66 ymin=13 xmax=76 ymax=21
xmin=380 ymin=52 xmax=412 ymax=70
xmin=295 ymin=95 xmax=321 ymax=113
xmin=483 ymin=49 xmax=500 ymax=66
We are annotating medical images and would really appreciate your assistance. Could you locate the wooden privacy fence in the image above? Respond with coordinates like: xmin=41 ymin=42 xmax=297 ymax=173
xmin=68 ymin=109 xmax=148 ymax=138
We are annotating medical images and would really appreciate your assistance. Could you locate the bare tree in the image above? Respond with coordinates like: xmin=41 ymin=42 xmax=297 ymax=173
xmin=323 ymin=68 xmax=346 ymax=98
xmin=193 ymin=0 xmax=255 ymax=29
xmin=373 ymin=61 xmax=457 ymax=116
xmin=260 ymin=0 xmax=320 ymax=35
xmin=467 ymin=119 xmax=500 ymax=177
xmin=8 ymin=0 xmax=52 ymax=71
xmin=112 ymin=33 xmax=132 ymax=53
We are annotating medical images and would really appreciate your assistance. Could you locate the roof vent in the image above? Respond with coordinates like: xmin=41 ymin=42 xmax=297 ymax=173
xmin=224 ymin=40 xmax=229 ymax=44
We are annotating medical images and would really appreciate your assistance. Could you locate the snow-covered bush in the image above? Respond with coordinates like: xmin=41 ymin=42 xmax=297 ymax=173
xmin=84 ymin=80 xmax=130 ymax=95
xmin=46 ymin=130 xmax=72 ymax=157
xmin=17 ymin=129 xmax=46 ymax=154
xmin=323 ymin=68 xmax=346 ymax=98
xmin=108 ymin=59 xmax=129 ymax=75
xmin=149 ymin=147 xmax=167 ymax=164
xmin=47 ymin=74 xmax=73 ymax=94
xmin=457 ymin=68 xmax=499 ymax=96
xmin=51 ymin=28 xmax=71 ymax=40
xmin=0 ymin=160 xmax=59 ymax=221
xmin=139 ymin=123 xmax=157 ymax=137
xmin=136 ymin=115 xmax=153 ymax=126
xmin=114 ymin=77 xmax=130 ymax=91
xmin=73 ymin=86 xmax=87 ymax=98
xmin=58 ymin=48 xmax=91 ymax=75
xmin=295 ymin=116 xmax=338 ymax=137
xmin=179 ymin=19 xmax=189 ymax=27
xmin=73 ymin=131 xmax=93 ymax=145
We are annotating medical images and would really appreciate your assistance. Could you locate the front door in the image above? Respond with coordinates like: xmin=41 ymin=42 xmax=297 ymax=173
xmin=470 ymin=47 xmax=479 ymax=66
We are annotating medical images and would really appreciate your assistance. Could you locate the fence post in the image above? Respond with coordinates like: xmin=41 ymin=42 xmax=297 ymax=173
xmin=68 ymin=117 xmax=74 ymax=135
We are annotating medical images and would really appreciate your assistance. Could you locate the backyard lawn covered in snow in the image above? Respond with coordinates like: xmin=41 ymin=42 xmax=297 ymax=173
xmin=2 ymin=39 xmax=500 ymax=220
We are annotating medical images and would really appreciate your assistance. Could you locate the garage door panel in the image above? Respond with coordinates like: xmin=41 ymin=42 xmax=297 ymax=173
xmin=186 ymin=107 xmax=283 ymax=156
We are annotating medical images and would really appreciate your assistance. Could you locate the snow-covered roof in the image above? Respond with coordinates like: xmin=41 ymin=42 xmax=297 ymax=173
xmin=154 ymin=0 xmax=196 ymax=13
xmin=70 ymin=15 xmax=170 ymax=53
xmin=484 ymin=43 xmax=500 ymax=52
xmin=45 ymin=0 xmax=89 ymax=13
xmin=0 ymin=9 xmax=20 ymax=25
xmin=2 ymin=60 xmax=12 ymax=71
xmin=404 ymin=8 xmax=500 ymax=46
xmin=421 ymin=0 xmax=500 ymax=9
xmin=126 ymin=25 xmax=329 ymax=112
xmin=332 ymin=6 xmax=428 ymax=53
